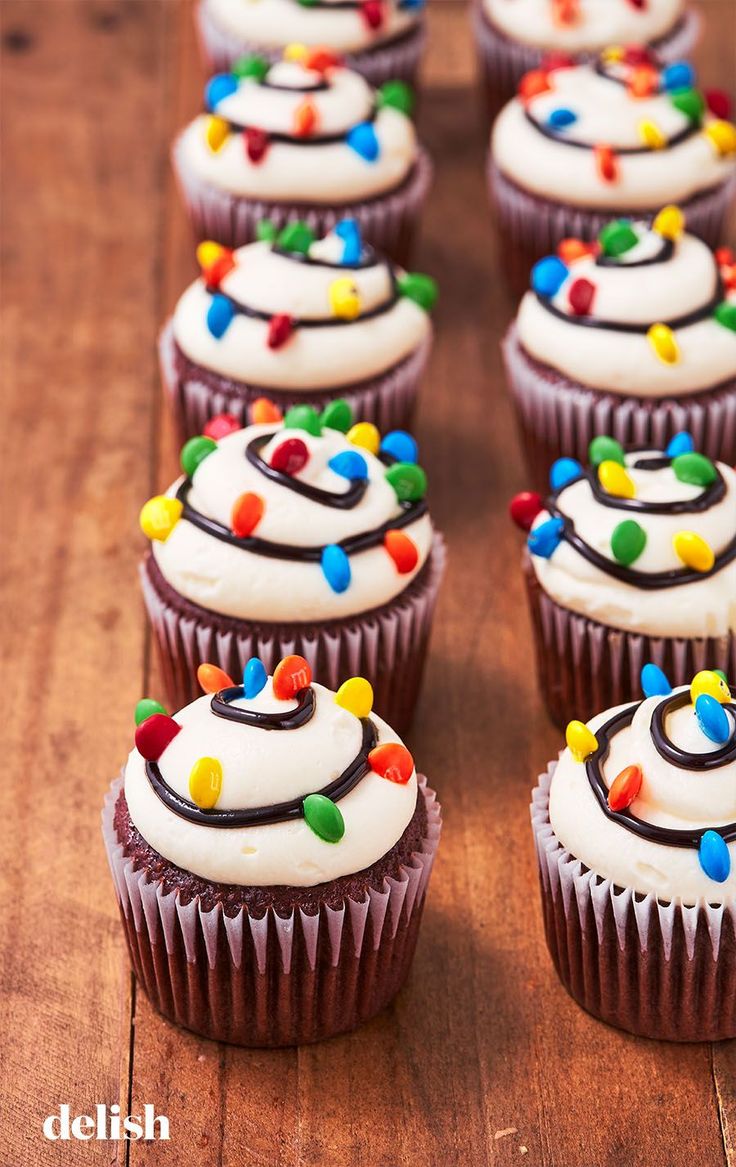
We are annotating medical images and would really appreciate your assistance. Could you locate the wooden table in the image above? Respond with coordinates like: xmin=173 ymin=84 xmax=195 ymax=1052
xmin=2 ymin=2 xmax=735 ymax=1163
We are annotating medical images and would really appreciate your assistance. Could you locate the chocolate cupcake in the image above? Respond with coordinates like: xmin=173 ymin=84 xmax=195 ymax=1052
xmin=488 ymin=50 xmax=736 ymax=290
xmin=532 ymin=668 xmax=736 ymax=1040
xmin=510 ymin=438 xmax=736 ymax=727
xmin=161 ymin=219 xmax=437 ymax=442
xmin=102 ymin=656 xmax=441 ymax=1046
xmin=173 ymin=49 xmax=432 ymax=263
xmin=197 ymin=0 xmax=427 ymax=89
xmin=503 ymin=208 xmax=736 ymax=489
xmin=139 ymin=408 xmax=445 ymax=734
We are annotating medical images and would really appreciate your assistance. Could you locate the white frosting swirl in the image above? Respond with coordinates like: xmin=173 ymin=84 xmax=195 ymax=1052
xmin=173 ymin=235 xmax=431 ymax=390
xmin=549 ymin=689 xmax=736 ymax=904
xmin=518 ymin=225 xmax=736 ymax=395
xmin=530 ymin=451 xmax=736 ymax=637
xmin=492 ymin=59 xmax=736 ymax=209
xmin=483 ymin=0 xmax=685 ymax=53
xmin=124 ymin=680 xmax=418 ymax=886
xmin=151 ymin=422 xmax=433 ymax=621
xmin=178 ymin=60 xmax=417 ymax=202
xmin=204 ymin=0 xmax=421 ymax=54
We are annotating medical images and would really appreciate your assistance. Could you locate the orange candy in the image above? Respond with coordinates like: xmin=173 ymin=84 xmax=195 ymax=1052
xmin=519 ymin=69 xmax=551 ymax=102
xmin=202 ymin=250 xmax=235 ymax=290
xmin=273 ymin=655 xmax=312 ymax=700
xmin=627 ymin=65 xmax=659 ymax=98
xmin=197 ymin=663 xmax=234 ymax=693
xmin=305 ymin=48 xmax=342 ymax=73
xmin=594 ymin=144 xmax=619 ymax=183
xmin=607 ymin=764 xmax=643 ymax=812
xmin=231 ymin=491 xmax=264 ymax=538
xmin=384 ymin=529 xmax=419 ymax=574
xmin=551 ymin=0 xmax=579 ymax=26
xmin=251 ymin=397 xmax=283 ymax=425
xmin=368 ymin=743 xmax=415 ymax=785
xmin=558 ymin=238 xmax=596 ymax=264
xmin=294 ymin=98 xmax=318 ymax=137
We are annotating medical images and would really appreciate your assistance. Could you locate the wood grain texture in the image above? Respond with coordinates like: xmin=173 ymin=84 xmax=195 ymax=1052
xmin=1 ymin=1 xmax=734 ymax=1165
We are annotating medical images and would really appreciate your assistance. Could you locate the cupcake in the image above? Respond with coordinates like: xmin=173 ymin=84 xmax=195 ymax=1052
xmin=488 ymin=50 xmax=736 ymax=290
xmin=532 ymin=669 xmax=736 ymax=1040
xmin=473 ymin=0 xmax=700 ymax=119
xmin=161 ymin=219 xmax=437 ymax=443
xmin=102 ymin=655 xmax=442 ymax=1046
xmin=172 ymin=49 xmax=431 ymax=263
xmin=503 ymin=208 xmax=736 ymax=489
xmin=196 ymin=0 xmax=427 ymax=89
xmin=510 ymin=438 xmax=736 ymax=727
xmin=139 ymin=408 xmax=445 ymax=734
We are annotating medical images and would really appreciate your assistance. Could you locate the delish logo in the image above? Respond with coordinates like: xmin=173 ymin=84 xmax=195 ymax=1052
xmin=43 ymin=1104 xmax=170 ymax=1142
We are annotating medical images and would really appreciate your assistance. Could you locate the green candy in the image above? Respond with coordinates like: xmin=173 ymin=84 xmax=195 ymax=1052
xmin=297 ymin=0 xmax=317 ymax=5
xmin=256 ymin=218 xmax=278 ymax=242
xmin=385 ymin=461 xmax=427 ymax=502
xmin=283 ymin=404 xmax=322 ymax=436
xmin=715 ymin=670 xmax=730 ymax=686
xmin=588 ymin=435 xmax=626 ymax=467
xmin=672 ymin=451 xmax=717 ymax=487
xmin=377 ymin=79 xmax=414 ymax=116
xmin=181 ymin=435 xmax=217 ymax=478
xmin=598 ymin=220 xmax=638 ymax=258
xmin=670 ymin=88 xmax=705 ymax=122
xmin=232 ymin=55 xmax=270 ymax=83
xmin=134 ymin=698 xmax=167 ymax=726
xmin=397 ymin=272 xmax=438 ymax=313
xmin=610 ymin=519 xmax=647 ymax=566
xmin=715 ymin=301 xmax=736 ymax=333
xmin=320 ymin=399 xmax=353 ymax=433
xmin=277 ymin=221 xmax=315 ymax=255
xmin=303 ymin=794 xmax=345 ymax=843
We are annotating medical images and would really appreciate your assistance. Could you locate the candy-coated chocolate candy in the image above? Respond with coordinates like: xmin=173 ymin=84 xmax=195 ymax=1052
xmin=134 ymin=698 xmax=167 ymax=726
xmin=135 ymin=714 xmax=181 ymax=762
xmin=231 ymin=491 xmax=265 ymax=537
xmin=293 ymin=97 xmax=318 ymax=137
xmin=519 ymin=70 xmax=551 ymax=102
xmin=360 ymin=0 xmax=384 ymax=31
xmin=243 ymin=656 xmax=268 ymax=699
xmin=565 ymin=720 xmax=598 ymax=763
xmin=509 ymin=491 xmax=543 ymax=531
xmin=652 ymin=205 xmax=685 ymax=240
xmin=284 ymin=404 xmax=322 ymax=436
xmin=695 ymin=694 xmax=732 ymax=744
xmin=347 ymin=421 xmax=380 ymax=454
xmin=715 ymin=301 xmax=736 ymax=332
xmin=558 ymin=238 xmax=596 ymax=263
xmin=335 ymin=218 xmax=362 ymax=265
xmin=328 ymin=450 xmax=368 ymax=480
xmin=196 ymin=240 xmax=225 ymax=270
xmin=638 ymin=119 xmax=666 ymax=149
xmin=346 ymin=121 xmax=379 ymax=161
xmin=550 ymin=457 xmax=583 ymax=490
xmin=273 ymin=654 xmax=312 ymax=700
xmin=665 ymin=431 xmax=694 ymax=457
xmin=205 ymin=115 xmax=229 ymax=152
xmin=662 ymin=61 xmax=695 ymax=91
xmin=673 ymin=530 xmax=715 ymax=572
xmin=527 ymin=516 xmax=564 ymax=558
xmin=384 ymin=461 xmax=427 ymax=502
xmin=266 ymin=312 xmax=293 ymax=349
xmin=270 ymin=437 xmax=309 ymax=476
xmin=329 ymin=276 xmax=361 ymax=319
xmin=704 ymin=120 xmax=736 ymax=156
xmin=699 ymin=830 xmax=731 ymax=883
xmin=691 ymin=670 xmax=731 ymax=704
xmin=205 ymin=73 xmax=239 ymax=109
xmin=610 ymin=518 xmax=647 ymax=565
xmin=670 ymin=89 xmax=705 ymax=122
xmin=207 ymin=294 xmax=235 ymax=338
xmin=715 ymin=671 xmax=730 ymax=686
xmin=548 ymin=107 xmax=577 ymax=129
xmin=305 ymin=47 xmax=342 ymax=73
xmin=244 ymin=126 xmax=270 ymax=164
xmin=233 ymin=54 xmax=270 ymax=82
xmin=197 ymin=663 xmax=234 ymax=693
xmin=283 ymin=42 xmax=308 ymax=62
xmin=588 ymin=435 xmax=625 ymax=467
xmin=251 ymin=397 xmax=283 ymax=424
xmin=627 ymin=64 xmax=658 ymax=98
xmin=321 ymin=544 xmax=352 ymax=593
xmin=540 ymin=51 xmax=575 ymax=72
xmin=377 ymin=79 xmax=414 ymax=115
xmin=320 ymin=398 xmax=353 ymax=432
xmin=204 ymin=412 xmax=241 ymax=440
xmin=202 ymin=251 xmax=236 ymax=291
xmin=335 ymin=676 xmax=374 ymax=718
xmin=672 ymin=451 xmax=717 ymax=487
xmin=139 ymin=496 xmax=183 ymax=542
xmin=368 ymin=742 xmax=414 ymax=784
xmin=531 ymin=255 xmax=568 ymax=297
xmin=181 ymin=435 xmax=218 ymax=478
xmin=598 ymin=459 xmax=636 ymax=499
xmin=641 ymin=663 xmax=672 ymax=698
xmin=189 ymin=756 xmax=223 ymax=810
xmin=594 ymin=144 xmax=618 ymax=182
xmin=384 ymin=529 xmax=419 ymax=573
xmin=277 ymin=221 xmax=315 ymax=255
xmin=705 ymin=89 xmax=732 ymax=120
xmin=380 ymin=430 xmax=418 ymax=464
xmin=568 ymin=277 xmax=595 ymax=316
xmin=256 ymin=218 xmax=278 ymax=242
xmin=607 ymin=764 xmax=643 ymax=811
xmin=397 ymin=272 xmax=438 ymax=312
xmin=303 ymin=794 xmax=345 ymax=843
xmin=647 ymin=322 xmax=680 ymax=364
xmin=599 ymin=220 xmax=638 ymax=257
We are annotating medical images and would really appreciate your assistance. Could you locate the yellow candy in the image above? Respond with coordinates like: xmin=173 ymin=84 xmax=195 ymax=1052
xmin=189 ymin=756 xmax=223 ymax=810
xmin=139 ymin=496 xmax=183 ymax=542
xmin=647 ymin=323 xmax=680 ymax=365
xmin=639 ymin=119 xmax=666 ymax=149
xmin=334 ymin=676 xmax=374 ymax=719
xmin=652 ymin=205 xmax=684 ymax=241
xmin=329 ymin=277 xmax=361 ymax=320
xmin=602 ymin=45 xmax=624 ymax=62
xmin=598 ymin=460 xmax=636 ymax=499
xmin=690 ymin=670 xmax=731 ymax=705
xmin=673 ymin=530 xmax=715 ymax=572
xmin=347 ymin=421 xmax=381 ymax=454
xmin=283 ymin=42 xmax=308 ymax=62
xmin=205 ymin=115 xmax=229 ymax=153
xmin=704 ymin=120 xmax=736 ymax=157
xmin=566 ymin=720 xmax=598 ymax=763
xmin=196 ymin=240 xmax=225 ymax=270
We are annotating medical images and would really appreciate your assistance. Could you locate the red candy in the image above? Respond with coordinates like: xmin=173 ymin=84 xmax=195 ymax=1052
xmin=305 ymin=48 xmax=342 ymax=74
xmin=203 ymin=251 xmax=235 ymax=290
xmin=267 ymin=313 xmax=294 ymax=350
xmin=294 ymin=98 xmax=318 ymax=137
xmin=360 ymin=0 xmax=383 ymax=30
xmin=568 ymin=277 xmax=596 ymax=316
xmin=273 ymin=655 xmax=312 ymax=700
xmin=705 ymin=88 xmax=732 ymax=120
xmin=231 ymin=491 xmax=264 ymax=537
xmin=558 ymin=238 xmax=597 ymax=264
xmin=384 ymin=529 xmax=419 ymax=574
xmin=625 ymin=0 xmax=647 ymax=9
xmin=716 ymin=247 xmax=735 ymax=267
xmin=245 ymin=127 xmax=269 ymax=163
xmin=519 ymin=69 xmax=551 ymax=102
xmin=204 ymin=412 xmax=241 ymax=440
xmin=607 ymin=764 xmax=643 ymax=811
xmin=197 ymin=663 xmax=234 ymax=693
xmin=270 ymin=437 xmax=309 ymax=475
xmin=368 ymin=743 xmax=414 ymax=785
xmin=623 ymin=43 xmax=652 ymax=65
xmin=551 ymin=0 xmax=579 ymax=27
xmin=251 ymin=397 xmax=283 ymax=424
xmin=509 ymin=491 xmax=544 ymax=531
xmin=135 ymin=714 xmax=181 ymax=762
xmin=540 ymin=52 xmax=575 ymax=73
xmin=594 ymin=144 xmax=618 ymax=183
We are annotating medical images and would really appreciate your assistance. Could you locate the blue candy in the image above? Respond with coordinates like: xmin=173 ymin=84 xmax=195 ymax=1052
xmin=205 ymin=73 xmax=239 ymax=109
xmin=380 ymin=430 xmax=418 ymax=464
xmin=398 ymin=0 xmax=425 ymax=8
xmin=531 ymin=256 xmax=569 ymax=298
xmin=346 ymin=122 xmax=380 ymax=162
xmin=699 ymin=830 xmax=731 ymax=883
xmin=665 ymin=431 xmax=695 ymax=457
xmin=321 ymin=544 xmax=352 ymax=593
xmin=662 ymin=61 xmax=695 ymax=92
xmin=328 ymin=451 xmax=368 ymax=480
xmin=550 ymin=457 xmax=583 ymax=491
xmin=206 ymin=294 xmax=235 ymax=338
xmin=641 ymin=663 xmax=672 ymax=698
xmin=547 ymin=107 xmax=577 ymax=129
xmin=243 ymin=657 xmax=267 ymax=699
xmin=695 ymin=693 xmax=732 ymax=744
xmin=335 ymin=218 xmax=363 ymax=265
xmin=527 ymin=517 xmax=565 ymax=559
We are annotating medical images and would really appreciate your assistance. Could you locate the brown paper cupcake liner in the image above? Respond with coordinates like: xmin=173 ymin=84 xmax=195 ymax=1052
xmin=196 ymin=0 xmax=427 ymax=88
xmin=523 ymin=553 xmax=735 ymax=729
xmin=102 ymin=774 xmax=441 ymax=1047
xmin=532 ymin=763 xmax=736 ymax=1041
xmin=159 ymin=320 xmax=431 ymax=443
xmin=503 ymin=322 xmax=736 ymax=494
xmin=140 ymin=535 xmax=446 ymax=736
xmin=172 ymin=136 xmax=433 ymax=266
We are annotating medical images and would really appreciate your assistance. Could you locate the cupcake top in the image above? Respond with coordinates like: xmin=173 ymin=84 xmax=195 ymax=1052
xmin=125 ymin=656 xmax=419 ymax=886
xmin=516 ymin=208 xmax=736 ymax=396
xmin=140 ymin=404 xmax=434 ymax=622
xmin=510 ymin=435 xmax=736 ymax=638
xmin=550 ymin=668 xmax=736 ymax=904
xmin=204 ymin=0 xmax=424 ymax=55
xmin=172 ymin=219 xmax=437 ymax=390
xmin=177 ymin=50 xmax=419 ymax=202
xmin=492 ymin=51 xmax=736 ymax=209
xmin=483 ymin=0 xmax=686 ymax=55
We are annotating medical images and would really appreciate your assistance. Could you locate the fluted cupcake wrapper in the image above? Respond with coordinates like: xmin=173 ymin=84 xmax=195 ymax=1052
xmin=523 ymin=554 xmax=735 ymax=729
xmin=195 ymin=0 xmax=427 ymax=88
xmin=159 ymin=320 xmax=431 ymax=444
xmin=532 ymin=763 xmax=736 ymax=1041
xmin=172 ymin=136 xmax=433 ymax=266
xmin=140 ymin=535 xmax=446 ymax=737
xmin=102 ymin=775 xmax=441 ymax=1047
xmin=503 ymin=322 xmax=736 ymax=494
